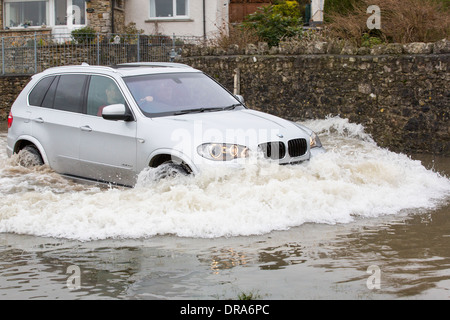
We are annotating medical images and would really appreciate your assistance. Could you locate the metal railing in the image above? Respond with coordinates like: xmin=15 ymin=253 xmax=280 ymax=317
xmin=0 ymin=32 xmax=206 ymax=75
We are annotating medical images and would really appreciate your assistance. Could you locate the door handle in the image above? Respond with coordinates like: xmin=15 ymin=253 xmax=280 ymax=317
xmin=33 ymin=117 xmax=44 ymax=123
xmin=80 ymin=125 xmax=92 ymax=132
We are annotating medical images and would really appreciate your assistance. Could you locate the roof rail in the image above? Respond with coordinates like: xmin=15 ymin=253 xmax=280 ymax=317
xmin=41 ymin=64 xmax=117 ymax=73
xmin=112 ymin=62 xmax=192 ymax=69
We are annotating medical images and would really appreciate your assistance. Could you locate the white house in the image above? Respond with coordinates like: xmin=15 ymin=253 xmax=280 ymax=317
xmin=125 ymin=0 xmax=230 ymax=38
xmin=0 ymin=0 xmax=272 ymax=38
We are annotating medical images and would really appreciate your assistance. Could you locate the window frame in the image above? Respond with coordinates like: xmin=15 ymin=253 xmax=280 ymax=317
xmin=27 ymin=73 xmax=136 ymax=121
xmin=28 ymin=75 xmax=57 ymax=107
xmin=123 ymin=72 xmax=244 ymax=118
xmin=52 ymin=74 xmax=88 ymax=113
xmin=148 ymin=0 xmax=189 ymax=20
xmin=3 ymin=0 xmax=87 ymax=29
xmin=85 ymin=74 xmax=128 ymax=117
xmin=84 ymin=74 xmax=136 ymax=121
xmin=54 ymin=0 xmax=87 ymax=27
xmin=4 ymin=0 xmax=49 ymax=28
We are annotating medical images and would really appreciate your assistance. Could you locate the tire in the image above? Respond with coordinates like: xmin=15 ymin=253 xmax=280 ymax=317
xmin=18 ymin=145 xmax=44 ymax=167
xmin=154 ymin=161 xmax=189 ymax=180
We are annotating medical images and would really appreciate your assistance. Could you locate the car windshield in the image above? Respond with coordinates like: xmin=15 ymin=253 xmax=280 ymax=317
xmin=124 ymin=72 xmax=243 ymax=117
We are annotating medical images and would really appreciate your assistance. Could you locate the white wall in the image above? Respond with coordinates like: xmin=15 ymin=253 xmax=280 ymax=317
xmin=125 ymin=0 xmax=229 ymax=37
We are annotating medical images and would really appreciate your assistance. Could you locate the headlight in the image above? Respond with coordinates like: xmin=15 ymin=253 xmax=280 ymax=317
xmin=310 ymin=132 xmax=322 ymax=148
xmin=197 ymin=143 xmax=249 ymax=161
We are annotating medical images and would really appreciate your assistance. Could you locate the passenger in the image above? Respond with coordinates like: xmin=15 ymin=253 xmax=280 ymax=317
xmin=97 ymin=83 xmax=125 ymax=116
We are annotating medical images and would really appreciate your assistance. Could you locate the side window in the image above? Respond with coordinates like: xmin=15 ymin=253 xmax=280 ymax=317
xmin=53 ymin=74 xmax=88 ymax=113
xmin=41 ymin=75 xmax=59 ymax=109
xmin=28 ymin=76 xmax=56 ymax=107
xmin=86 ymin=76 xmax=126 ymax=116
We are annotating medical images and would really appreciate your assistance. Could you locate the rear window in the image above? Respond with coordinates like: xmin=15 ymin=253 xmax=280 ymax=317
xmin=28 ymin=76 xmax=56 ymax=106
xmin=28 ymin=74 xmax=88 ymax=114
xmin=41 ymin=76 xmax=59 ymax=109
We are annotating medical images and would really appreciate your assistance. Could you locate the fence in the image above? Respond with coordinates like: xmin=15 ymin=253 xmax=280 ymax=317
xmin=0 ymin=32 xmax=206 ymax=75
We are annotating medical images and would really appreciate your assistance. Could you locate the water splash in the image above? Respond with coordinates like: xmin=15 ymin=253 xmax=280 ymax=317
xmin=0 ymin=117 xmax=449 ymax=241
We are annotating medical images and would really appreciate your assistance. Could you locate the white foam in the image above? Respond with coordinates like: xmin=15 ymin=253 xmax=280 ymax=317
xmin=0 ymin=117 xmax=449 ymax=241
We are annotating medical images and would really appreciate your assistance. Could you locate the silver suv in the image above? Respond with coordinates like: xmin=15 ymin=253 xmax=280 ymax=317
xmin=7 ymin=63 xmax=325 ymax=187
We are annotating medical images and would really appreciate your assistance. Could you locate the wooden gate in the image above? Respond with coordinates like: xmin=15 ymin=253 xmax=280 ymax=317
xmin=229 ymin=0 xmax=273 ymax=23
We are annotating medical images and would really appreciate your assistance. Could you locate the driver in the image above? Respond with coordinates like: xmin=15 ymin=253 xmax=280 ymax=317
xmin=134 ymin=79 xmax=177 ymax=113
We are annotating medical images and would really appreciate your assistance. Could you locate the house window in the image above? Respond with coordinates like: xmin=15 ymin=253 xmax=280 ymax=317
xmin=115 ymin=0 xmax=124 ymax=9
xmin=4 ymin=0 xmax=49 ymax=27
xmin=4 ymin=0 xmax=86 ymax=28
xmin=55 ymin=0 xmax=85 ymax=25
xmin=149 ymin=0 xmax=188 ymax=18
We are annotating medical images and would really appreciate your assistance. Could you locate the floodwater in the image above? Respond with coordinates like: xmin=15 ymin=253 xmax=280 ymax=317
xmin=0 ymin=116 xmax=449 ymax=300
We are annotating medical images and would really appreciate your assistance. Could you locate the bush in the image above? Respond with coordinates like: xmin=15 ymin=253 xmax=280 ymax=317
xmin=209 ymin=24 xmax=262 ymax=50
xmin=71 ymin=26 xmax=96 ymax=44
xmin=325 ymin=0 xmax=362 ymax=17
xmin=378 ymin=0 xmax=449 ymax=43
xmin=242 ymin=1 xmax=303 ymax=47
xmin=360 ymin=32 xmax=384 ymax=48
xmin=326 ymin=0 xmax=449 ymax=45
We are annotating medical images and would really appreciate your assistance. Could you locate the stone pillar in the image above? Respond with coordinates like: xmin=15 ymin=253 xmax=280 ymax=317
xmin=311 ymin=0 xmax=324 ymax=26
xmin=0 ymin=1 xmax=3 ymax=30
xmin=113 ymin=1 xmax=125 ymax=34
xmin=86 ymin=0 xmax=112 ymax=33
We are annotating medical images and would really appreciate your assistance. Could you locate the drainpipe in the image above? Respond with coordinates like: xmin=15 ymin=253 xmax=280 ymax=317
xmin=203 ymin=0 xmax=206 ymax=40
xmin=111 ymin=0 xmax=115 ymax=34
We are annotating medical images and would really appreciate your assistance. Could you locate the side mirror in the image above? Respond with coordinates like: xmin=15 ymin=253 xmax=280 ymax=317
xmin=102 ymin=104 xmax=133 ymax=121
xmin=235 ymin=95 xmax=245 ymax=104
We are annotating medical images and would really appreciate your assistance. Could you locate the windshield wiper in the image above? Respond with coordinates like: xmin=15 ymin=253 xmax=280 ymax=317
xmin=174 ymin=104 xmax=242 ymax=115
xmin=174 ymin=107 xmax=230 ymax=115
xmin=222 ymin=103 xmax=241 ymax=111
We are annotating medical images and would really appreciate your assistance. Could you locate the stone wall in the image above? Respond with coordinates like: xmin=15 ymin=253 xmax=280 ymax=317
xmin=0 ymin=29 xmax=52 ymax=38
xmin=0 ymin=75 xmax=30 ymax=120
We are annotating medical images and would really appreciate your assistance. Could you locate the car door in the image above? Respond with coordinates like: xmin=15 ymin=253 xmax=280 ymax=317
xmin=78 ymin=75 xmax=137 ymax=186
xmin=30 ymin=74 xmax=87 ymax=176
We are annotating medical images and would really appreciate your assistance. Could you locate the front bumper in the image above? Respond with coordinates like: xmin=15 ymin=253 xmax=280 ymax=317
xmin=191 ymin=146 xmax=326 ymax=174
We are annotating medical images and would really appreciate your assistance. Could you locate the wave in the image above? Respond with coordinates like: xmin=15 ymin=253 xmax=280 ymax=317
xmin=0 ymin=117 xmax=449 ymax=241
